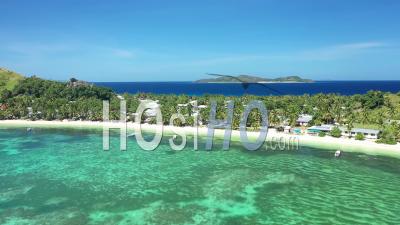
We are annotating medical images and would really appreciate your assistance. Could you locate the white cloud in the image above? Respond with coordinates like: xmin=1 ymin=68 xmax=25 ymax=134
xmin=3 ymin=42 xmax=73 ymax=56
xmin=0 ymin=40 xmax=391 ymax=74
xmin=292 ymin=41 xmax=388 ymax=61
xmin=110 ymin=48 xmax=136 ymax=58
xmin=165 ymin=41 xmax=390 ymax=67
xmin=335 ymin=42 xmax=387 ymax=50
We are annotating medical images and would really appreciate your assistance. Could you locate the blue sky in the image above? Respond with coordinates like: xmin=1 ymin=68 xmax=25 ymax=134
xmin=0 ymin=0 xmax=399 ymax=81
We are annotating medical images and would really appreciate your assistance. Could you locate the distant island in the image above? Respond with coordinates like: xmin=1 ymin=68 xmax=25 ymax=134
xmin=195 ymin=75 xmax=313 ymax=83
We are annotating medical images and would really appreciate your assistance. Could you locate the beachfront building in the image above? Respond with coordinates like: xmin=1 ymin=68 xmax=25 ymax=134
xmin=341 ymin=128 xmax=380 ymax=139
xmin=297 ymin=114 xmax=313 ymax=126
xmin=138 ymin=99 xmax=160 ymax=123
xmin=27 ymin=107 xmax=33 ymax=118
xmin=307 ymin=124 xmax=335 ymax=135
xmin=307 ymin=125 xmax=381 ymax=139
xmin=144 ymin=102 xmax=159 ymax=117
xmin=284 ymin=126 xmax=291 ymax=134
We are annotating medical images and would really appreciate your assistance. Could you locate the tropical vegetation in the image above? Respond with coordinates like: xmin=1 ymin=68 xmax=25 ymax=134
xmin=0 ymin=68 xmax=24 ymax=92
xmin=0 ymin=69 xmax=399 ymax=144
xmin=330 ymin=127 xmax=342 ymax=138
xmin=355 ymin=133 xmax=365 ymax=141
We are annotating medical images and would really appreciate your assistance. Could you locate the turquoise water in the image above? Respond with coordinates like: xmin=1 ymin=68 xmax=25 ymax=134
xmin=1 ymin=128 xmax=400 ymax=225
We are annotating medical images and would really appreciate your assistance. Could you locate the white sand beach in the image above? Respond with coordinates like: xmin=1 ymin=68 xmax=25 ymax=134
xmin=1 ymin=120 xmax=400 ymax=158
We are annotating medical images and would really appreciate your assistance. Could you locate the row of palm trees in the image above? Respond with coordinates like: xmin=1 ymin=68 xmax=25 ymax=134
xmin=2 ymin=91 xmax=398 ymax=128
xmin=1 ymin=80 xmax=399 ymax=143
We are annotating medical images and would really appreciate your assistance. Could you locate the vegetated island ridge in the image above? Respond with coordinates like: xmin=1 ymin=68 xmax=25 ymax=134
xmin=0 ymin=67 xmax=24 ymax=92
xmin=195 ymin=75 xmax=314 ymax=83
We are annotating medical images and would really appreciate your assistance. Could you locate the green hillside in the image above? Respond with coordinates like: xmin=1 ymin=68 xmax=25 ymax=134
xmin=0 ymin=68 xmax=24 ymax=92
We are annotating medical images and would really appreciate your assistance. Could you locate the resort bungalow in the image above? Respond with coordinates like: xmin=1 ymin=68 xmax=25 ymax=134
xmin=138 ymin=100 xmax=160 ymax=118
xmin=198 ymin=105 xmax=208 ymax=109
xmin=307 ymin=124 xmax=335 ymax=135
xmin=341 ymin=128 xmax=380 ymax=139
xmin=297 ymin=114 xmax=313 ymax=126
xmin=284 ymin=126 xmax=291 ymax=134
xmin=27 ymin=107 xmax=33 ymax=118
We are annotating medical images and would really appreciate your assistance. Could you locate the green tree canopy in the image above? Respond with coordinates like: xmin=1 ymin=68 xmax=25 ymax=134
xmin=330 ymin=127 xmax=342 ymax=138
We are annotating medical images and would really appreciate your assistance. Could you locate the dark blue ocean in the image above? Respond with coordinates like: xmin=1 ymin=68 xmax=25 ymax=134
xmin=95 ymin=81 xmax=400 ymax=96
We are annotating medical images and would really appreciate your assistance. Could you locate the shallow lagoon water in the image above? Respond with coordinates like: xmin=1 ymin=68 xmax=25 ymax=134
xmin=1 ymin=128 xmax=400 ymax=224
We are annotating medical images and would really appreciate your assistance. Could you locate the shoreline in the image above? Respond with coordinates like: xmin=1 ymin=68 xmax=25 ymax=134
xmin=1 ymin=120 xmax=400 ymax=158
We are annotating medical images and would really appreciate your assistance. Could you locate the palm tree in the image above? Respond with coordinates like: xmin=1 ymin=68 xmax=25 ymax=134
xmin=346 ymin=112 xmax=355 ymax=138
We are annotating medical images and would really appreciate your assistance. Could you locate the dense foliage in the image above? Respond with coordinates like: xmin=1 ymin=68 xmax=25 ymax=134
xmin=377 ymin=124 xmax=399 ymax=145
xmin=355 ymin=133 xmax=365 ymax=141
xmin=0 ymin=76 xmax=114 ymax=121
xmin=12 ymin=76 xmax=113 ymax=100
xmin=330 ymin=127 xmax=342 ymax=138
xmin=0 ymin=76 xmax=399 ymax=144
xmin=0 ymin=68 xmax=24 ymax=92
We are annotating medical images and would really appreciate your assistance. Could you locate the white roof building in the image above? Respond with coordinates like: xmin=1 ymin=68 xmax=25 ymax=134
xmin=307 ymin=124 xmax=335 ymax=133
xmin=297 ymin=114 xmax=313 ymax=125
xmin=341 ymin=128 xmax=380 ymax=139
xmin=138 ymin=100 xmax=160 ymax=117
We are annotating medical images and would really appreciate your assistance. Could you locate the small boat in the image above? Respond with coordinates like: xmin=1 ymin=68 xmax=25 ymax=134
xmin=27 ymin=128 xmax=32 ymax=132
xmin=127 ymin=133 xmax=135 ymax=137
xmin=335 ymin=150 xmax=341 ymax=158
xmin=172 ymin=135 xmax=177 ymax=140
